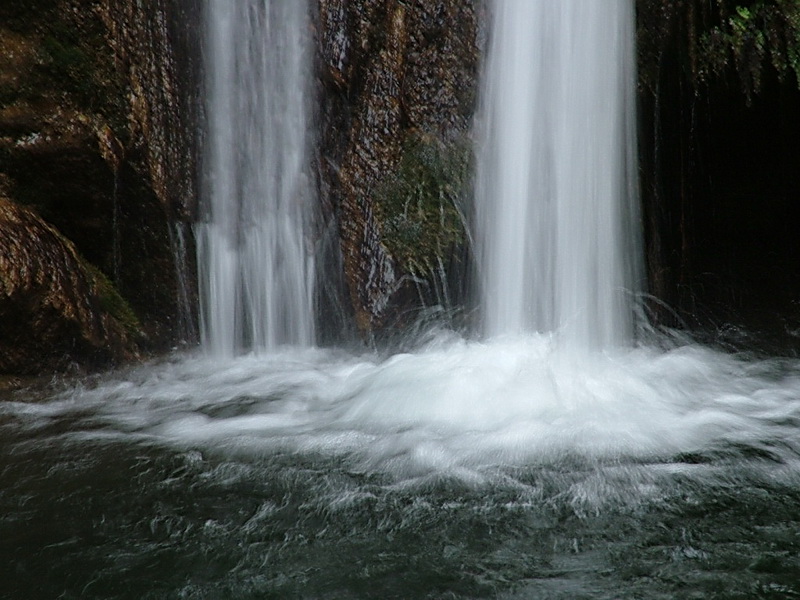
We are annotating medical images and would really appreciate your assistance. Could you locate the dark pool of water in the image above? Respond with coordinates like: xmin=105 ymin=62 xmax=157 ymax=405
xmin=3 ymin=434 xmax=800 ymax=599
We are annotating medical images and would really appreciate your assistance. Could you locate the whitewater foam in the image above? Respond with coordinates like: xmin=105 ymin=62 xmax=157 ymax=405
xmin=6 ymin=335 xmax=800 ymax=486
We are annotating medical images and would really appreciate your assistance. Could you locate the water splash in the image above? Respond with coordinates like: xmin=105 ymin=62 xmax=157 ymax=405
xmin=196 ymin=0 xmax=316 ymax=356
xmin=9 ymin=335 xmax=800 ymax=489
xmin=476 ymin=0 xmax=642 ymax=347
xmin=5 ymin=336 xmax=800 ymax=598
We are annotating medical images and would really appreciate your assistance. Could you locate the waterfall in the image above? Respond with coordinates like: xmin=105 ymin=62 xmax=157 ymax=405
xmin=476 ymin=0 xmax=642 ymax=348
xmin=196 ymin=0 xmax=316 ymax=356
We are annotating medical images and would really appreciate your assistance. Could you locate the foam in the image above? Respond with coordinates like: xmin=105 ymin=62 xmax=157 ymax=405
xmin=9 ymin=335 xmax=799 ymax=483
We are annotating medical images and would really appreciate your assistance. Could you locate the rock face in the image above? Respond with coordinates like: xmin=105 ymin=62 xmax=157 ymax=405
xmin=98 ymin=0 xmax=201 ymax=221
xmin=5 ymin=0 xmax=797 ymax=374
xmin=94 ymin=0 xmax=201 ymax=343
xmin=317 ymin=0 xmax=481 ymax=335
xmin=636 ymin=0 xmax=800 ymax=330
xmin=316 ymin=0 xmax=800 ymax=338
xmin=0 ymin=0 xmax=199 ymax=373
xmin=0 ymin=195 xmax=137 ymax=374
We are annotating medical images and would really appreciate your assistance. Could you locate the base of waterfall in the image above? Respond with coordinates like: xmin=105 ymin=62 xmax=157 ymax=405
xmin=14 ymin=332 xmax=800 ymax=478
xmin=3 ymin=333 xmax=800 ymax=597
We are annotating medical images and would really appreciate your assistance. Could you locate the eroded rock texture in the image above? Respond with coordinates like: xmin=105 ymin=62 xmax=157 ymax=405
xmin=99 ymin=0 xmax=201 ymax=220
xmin=0 ymin=195 xmax=137 ymax=374
xmin=0 ymin=0 xmax=199 ymax=373
xmin=317 ymin=0 xmax=481 ymax=335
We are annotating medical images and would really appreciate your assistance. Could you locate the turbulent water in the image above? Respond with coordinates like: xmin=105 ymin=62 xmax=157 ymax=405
xmin=476 ymin=0 xmax=641 ymax=347
xmin=3 ymin=1 xmax=798 ymax=598
xmin=195 ymin=0 xmax=316 ymax=356
xmin=3 ymin=333 xmax=800 ymax=598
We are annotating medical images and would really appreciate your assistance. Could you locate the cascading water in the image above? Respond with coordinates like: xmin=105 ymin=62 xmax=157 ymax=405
xmin=476 ymin=0 xmax=642 ymax=347
xmin=196 ymin=0 xmax=316 ymax=356
xmin=5 ymin=2 xmax=800 ymax=598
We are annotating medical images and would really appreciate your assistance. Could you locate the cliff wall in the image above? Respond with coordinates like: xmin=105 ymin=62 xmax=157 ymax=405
xmin=0 ymin=0 xmax=199 ymax=374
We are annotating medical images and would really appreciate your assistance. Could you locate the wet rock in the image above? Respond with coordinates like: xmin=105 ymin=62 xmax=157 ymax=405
xmin=317 ymin=0 xmax=481 ymax=335
xmin=0 ymin=0 xmax=200 ymax=371
xmin=0 ymin=194 xmax=139 ymax=374
xmin=98 ymin=0 xmax=201 ymax=220
xmin=636 ymin=0 xmax=800 ymax=329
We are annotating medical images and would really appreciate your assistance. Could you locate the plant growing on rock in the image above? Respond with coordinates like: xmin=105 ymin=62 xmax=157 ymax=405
xmin=375 ymin=132 xmax=472 ymax=282
xmin=637 ymin=0 xmax=800 ymax=98
xmin=699 ymin=1 xmax=800 ymax=97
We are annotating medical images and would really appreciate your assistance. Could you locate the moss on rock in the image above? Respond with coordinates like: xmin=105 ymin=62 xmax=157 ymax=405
xmin=83 ymin=262 xmax=142 ymax=339
xmin=698 ymin=1 xmax=800 ymax=97
xmin=637 ymin=0 xmax=800 ymax=98
xmin=0 ymin=194 xmax=140 ymax=374
xmin=376 ymin=132 xmax=472 ymax=279
xmin=0 ymin=0 xmax=200 ymax=371
xmin=317 ymin=0 xmax=480 ymax=335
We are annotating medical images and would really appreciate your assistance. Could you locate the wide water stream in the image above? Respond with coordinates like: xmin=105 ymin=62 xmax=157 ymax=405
xmin=3 ymin=332 xmax=800 ymax=598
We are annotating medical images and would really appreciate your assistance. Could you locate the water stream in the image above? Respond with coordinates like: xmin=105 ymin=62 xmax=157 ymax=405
xmin=476 ymin=0 xmax=641 ymax=347
xmin=195 ymin=0 xmax=316 ymax=356
xmin=2 ymin=1 xmax=800 ymax=598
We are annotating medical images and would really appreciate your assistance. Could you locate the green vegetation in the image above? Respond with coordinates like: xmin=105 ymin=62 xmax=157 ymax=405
xmin=637 ymin=0 xmax=800 ymax=98
xmin=0 ymin=0 xmax=58 ymax=35
xmin=699 ymin=1 xmax=800 ymax=96
xmin=40 ymin=20 xmax=127 ymax=124
xmin=0 ymin=1 xmax=127 ymax=126
xmin=84 ymin=262 xmax=142 ymax=339
xmin=41 ymin=32 xmax=93 ymax=95
xmin=375 ymin=133 xmax=472 ymax=279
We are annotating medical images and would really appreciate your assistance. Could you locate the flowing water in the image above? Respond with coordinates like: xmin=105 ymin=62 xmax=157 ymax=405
xmin=3 ymin=1 xmax=800 ymax=598
xmin=3 ymin=335 xmax=800 ymax=598
xmin=195 ymin=0 xmax=316 ymax=356
xmin=476 ymin=0 xmax=641 ymax=347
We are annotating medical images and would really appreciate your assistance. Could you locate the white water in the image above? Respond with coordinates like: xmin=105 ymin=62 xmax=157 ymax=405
xmin=8 ymin=335 xmax=800 ymax=495
xmin=476 ymin=0 xmax=642 ymax=347
xmin=14 ymin=0 xmax=792 ymax=500
xmin=196 ymin=0 xmax=316 ymax=356
xmin=4 ymin=6 xmax=800 ymax=598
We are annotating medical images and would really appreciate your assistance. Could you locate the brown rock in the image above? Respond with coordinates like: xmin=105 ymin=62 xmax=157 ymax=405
xmin=0 ymin=0 xmax=200 ymax=356
xmin=0 ymin=195 xmax=138 ymax=374
xmin=317 ymin=0 xmax=481 ymax=335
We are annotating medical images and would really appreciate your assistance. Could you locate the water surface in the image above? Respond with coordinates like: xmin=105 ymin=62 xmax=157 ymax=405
xmin=3 ymin=333 xmax=800 ymax=598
